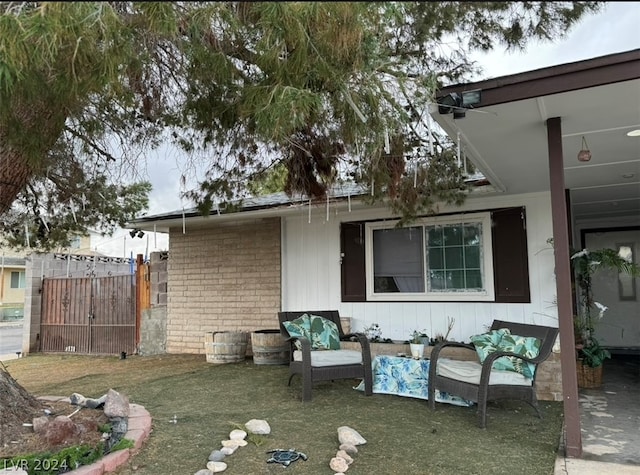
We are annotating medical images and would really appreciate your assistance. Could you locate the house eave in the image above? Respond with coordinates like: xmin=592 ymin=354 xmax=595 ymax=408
xmin=437 ymin=48 xmax=640 ymax=108
xmin=131 ymin=182 xmax=498 ymax=232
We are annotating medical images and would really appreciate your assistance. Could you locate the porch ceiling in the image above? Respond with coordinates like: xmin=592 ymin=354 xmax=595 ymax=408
xmin=431 ymin=49 xmax=640 ymax=223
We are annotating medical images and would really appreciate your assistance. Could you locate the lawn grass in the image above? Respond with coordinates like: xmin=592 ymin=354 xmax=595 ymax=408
xmin=5 ymin=354 xmax=563 ymax=475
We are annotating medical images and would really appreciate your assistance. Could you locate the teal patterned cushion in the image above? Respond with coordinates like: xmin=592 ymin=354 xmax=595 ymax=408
xmin=470 ymin=328 xmax=540 ymax=378
xmin=308 ymin=314 xmax=341 ymax=350
xmin=282 ymin=315 xmax=312 ymax=350
xmin=470 ymin=329 xmax=507 ymax=362
xmin=282 ymin=314 xmax=341 ymax=351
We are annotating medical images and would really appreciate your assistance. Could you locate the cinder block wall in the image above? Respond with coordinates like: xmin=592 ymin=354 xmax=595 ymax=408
xmin=139 ymin=251 xmax=168 ymax=356
xmin=166 ymin=218 xmax=281 ymax=354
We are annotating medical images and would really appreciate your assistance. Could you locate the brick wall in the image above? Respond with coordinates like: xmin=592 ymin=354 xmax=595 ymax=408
xmin=166 ymin=218 xmax=281 ymax=354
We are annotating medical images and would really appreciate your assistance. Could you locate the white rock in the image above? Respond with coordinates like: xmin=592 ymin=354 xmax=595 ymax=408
xmin=220 ymin=446 xmax=236 ymax=455
xmin=194 ymin=470 xmax=213 ymax=475
xmin=329 ymin=457 xmax=349 ymax=472
xmin=206 ymin=461 xmax=227 ymax=473
xmin=229 ymin=429 xmax=247 ymax=440
xmin=221 ymin=439 xmax=247 ymax=448
xmin=245 ymin=419 xmax=271 ymax=434
xmin=339 ymin=443 xmax=358 ymax=454
xmin=337 ymin=426 xmax=367 ymax=446
xmin=336 ymin=450 xmax=353 ymax=465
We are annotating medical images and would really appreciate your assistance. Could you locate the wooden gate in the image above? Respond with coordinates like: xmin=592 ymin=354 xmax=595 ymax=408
xmin=40 ymin=274 xmax=136 ymax=355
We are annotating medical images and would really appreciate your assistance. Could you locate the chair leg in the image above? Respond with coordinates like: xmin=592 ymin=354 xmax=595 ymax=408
xmin=363 ymin=370 xmax=373 ymax=397
xmin=528 ymin=394 xmax=542 ymax=419
xmin=302 ymin=370 xmax=312 ymax=402
xmin=477 ymin=404 xmax=488 ymax=429
xmin=477 ymin=387 xmax=489 ymax=429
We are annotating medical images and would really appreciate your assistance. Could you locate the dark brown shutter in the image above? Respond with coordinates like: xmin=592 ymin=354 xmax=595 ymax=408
xmin=491 ymin=207 xmax=531 ymax=303
xmin=340 ymin=222 xmax=366 ymax=302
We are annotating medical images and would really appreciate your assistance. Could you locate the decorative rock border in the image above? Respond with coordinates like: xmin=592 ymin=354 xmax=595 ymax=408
xmin=34 ymin=396 xmax=152 ymax=475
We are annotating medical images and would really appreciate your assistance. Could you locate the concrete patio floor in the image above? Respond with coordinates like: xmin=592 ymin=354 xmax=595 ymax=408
xmin=556 ymin=353 xmax=640 ymax=474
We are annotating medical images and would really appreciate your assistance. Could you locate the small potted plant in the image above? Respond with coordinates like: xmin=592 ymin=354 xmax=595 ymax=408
xmin=363 ymin=323 xmax=394 ymax=343
xmin=409 ymin=330 xmax=428 ymax=359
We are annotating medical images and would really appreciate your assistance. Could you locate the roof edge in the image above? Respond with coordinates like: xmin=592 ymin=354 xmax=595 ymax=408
xmin=438 ymin=48 xmax=640 ymax=107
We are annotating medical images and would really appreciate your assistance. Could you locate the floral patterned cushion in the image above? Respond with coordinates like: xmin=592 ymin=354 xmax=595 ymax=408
xmin=470 ymin=328 xmax=540 ymax=378
xmin=282 ymin=315 xmax=312 ymax=350
xmin=308 ymin=314 xmax=341 ymax=350
xmin=282 ymin=314 xmax=341 ymax=351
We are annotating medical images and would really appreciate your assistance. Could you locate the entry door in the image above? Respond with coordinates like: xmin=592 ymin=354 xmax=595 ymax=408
xmin=584 ymin=229 xmax=640 ymax=350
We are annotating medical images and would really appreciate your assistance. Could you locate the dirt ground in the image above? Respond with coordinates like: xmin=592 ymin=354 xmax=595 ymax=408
xmin=0 ymin=399 xmax=108 ymax=459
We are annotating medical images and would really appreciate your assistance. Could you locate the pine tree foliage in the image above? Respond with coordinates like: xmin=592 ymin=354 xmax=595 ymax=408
xmin=0 ymin=2 xmax=603 ymax=249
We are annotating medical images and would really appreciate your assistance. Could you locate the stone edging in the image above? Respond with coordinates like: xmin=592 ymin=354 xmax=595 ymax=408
xmin=35 ymin=396 xmax=152 ymax=475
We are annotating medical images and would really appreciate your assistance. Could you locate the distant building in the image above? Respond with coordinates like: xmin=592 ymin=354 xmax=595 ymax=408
xmin=0 ymin=249 xmax=26 ymax=321
xmin=0 ymin=232 xmax=101 ymax=321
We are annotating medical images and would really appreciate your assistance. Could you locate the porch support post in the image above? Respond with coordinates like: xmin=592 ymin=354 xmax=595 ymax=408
xmin=546 ymin=116 xmax=582 ymax=458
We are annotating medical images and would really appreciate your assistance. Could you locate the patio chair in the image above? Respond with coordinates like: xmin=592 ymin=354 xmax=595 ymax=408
xmin=428 ymin=319 xmax=559 ymax=428
xmin=278 ymin=310 xmax=373 ymax=401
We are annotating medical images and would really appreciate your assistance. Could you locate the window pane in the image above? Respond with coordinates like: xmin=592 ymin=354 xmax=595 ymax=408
xmin=465 ymin=270 xmax=483 ymax=289
xmin=428 ymin=247 xmax=444 ymax=270
xmin=429 ymin=270 xmax=445 ymax=290
xmin=444 ymin=247 xmax=464 ymax=269
xmin=426 ymin=222 xmax=484 ymax=293
xmin=444 ymin=226 xmax=462 ymax=245
xmin=373 ymin=227 xmax=424 ymax=292
xmin=448 ymin=270 xmax=465 ymax=289
xmin=428 ymin=226 xmax=444 ymax=246
xmin=10 ymin=271 xmax=25 ymax=289
xmin=464 ymin=246 xmax=480 ymax=268
xmin=463 ymin=226 xmax=481 ymax=246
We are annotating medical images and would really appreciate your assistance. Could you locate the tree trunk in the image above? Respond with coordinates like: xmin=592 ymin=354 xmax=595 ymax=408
xmin=0 ymin=366 xmax=42 ymax=447
xmin=0 ymin=140 xmax=33 ymax=215
xmin=0 ymin=99 xmax=68 ymax=216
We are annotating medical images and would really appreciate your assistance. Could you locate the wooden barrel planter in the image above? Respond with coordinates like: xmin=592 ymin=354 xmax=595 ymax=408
xmin=251 ymin=329 xmax=290 ymax=365
xmin=204 ymin=331 xmax=249 ymax=364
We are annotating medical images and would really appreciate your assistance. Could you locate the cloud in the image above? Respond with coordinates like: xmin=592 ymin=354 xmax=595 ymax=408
xmin=469 ymin=3 xmax=640 ymax=80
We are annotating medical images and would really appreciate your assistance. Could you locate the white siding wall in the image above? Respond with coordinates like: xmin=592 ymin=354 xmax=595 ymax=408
xmin=282 ymin=191 xmax=558 ymax=343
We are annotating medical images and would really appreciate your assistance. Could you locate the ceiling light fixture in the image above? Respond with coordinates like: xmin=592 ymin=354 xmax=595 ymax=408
xmin=577 ymin=136 xmax=592 ymax=162
xmin=626 ymin=129 xmax=640 ymax=137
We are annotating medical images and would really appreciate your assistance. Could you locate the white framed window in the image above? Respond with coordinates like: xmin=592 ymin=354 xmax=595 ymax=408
xmin=10 ymin=271 xmax=26 ymax=289
xmin=69 ymin=236 xmax=81 ymax=249
xmin=365 ymin=213 xmax=494 ymax=301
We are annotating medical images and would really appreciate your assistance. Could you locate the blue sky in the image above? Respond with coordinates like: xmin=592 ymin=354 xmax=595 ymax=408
xmin=92 ymin=2 xmax=640 ymax=257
